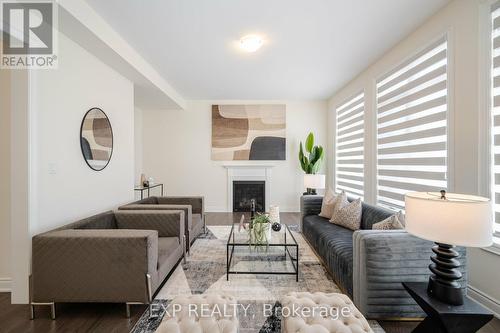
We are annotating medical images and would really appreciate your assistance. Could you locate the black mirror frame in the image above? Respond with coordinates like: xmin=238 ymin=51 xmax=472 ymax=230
xmin=80 ymin=107 xmax=114 ymax=171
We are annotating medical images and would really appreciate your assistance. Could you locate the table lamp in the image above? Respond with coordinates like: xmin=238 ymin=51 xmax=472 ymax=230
xmin=303 ymin=174 xmax=325 ymax=195
xmin=405 ymin=191 xmax=493 ymax=305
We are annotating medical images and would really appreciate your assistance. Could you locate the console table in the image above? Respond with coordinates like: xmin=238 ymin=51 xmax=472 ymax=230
xmin=134 ymin=183 xmax=164 ymax=199
xmin=402 ymin=282 xmax=493 ymax=333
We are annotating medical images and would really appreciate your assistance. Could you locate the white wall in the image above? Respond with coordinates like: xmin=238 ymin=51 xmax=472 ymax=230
xmin=135 ymin=107 xmax=144 ymax=185
xmin=10 ymin=69 xmax=30 ymax=303
xmin=142 ymin=100 xmax=327 ymax=212
xmin=327 ymin=0 xmax=500 ymax=314
xmin=10 ymin=31 xmax=135 ymax=302
xmin=0 ymin=67 xmax=11 ymax=291
xmin=28 ymin=32 xmax=135 ymax=234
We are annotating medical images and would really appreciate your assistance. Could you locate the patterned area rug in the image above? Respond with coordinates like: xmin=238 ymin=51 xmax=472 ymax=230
xmin=131 ymin=226 xmax=385 ymax=333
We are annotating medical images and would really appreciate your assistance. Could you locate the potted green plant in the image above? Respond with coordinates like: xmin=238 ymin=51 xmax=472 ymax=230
xmin=249 ymin=213 xmax=272 ymax=249
xmin=299 ymin=132 xmax=325 ymax=194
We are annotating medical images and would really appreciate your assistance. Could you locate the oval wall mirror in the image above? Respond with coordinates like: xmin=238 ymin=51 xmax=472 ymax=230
xmin=80 ymin=108 xmax=113 ymax=171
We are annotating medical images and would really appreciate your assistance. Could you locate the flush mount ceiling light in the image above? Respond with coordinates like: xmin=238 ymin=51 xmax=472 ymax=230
xmin=239 ymin=35 xmax=263 ymax=52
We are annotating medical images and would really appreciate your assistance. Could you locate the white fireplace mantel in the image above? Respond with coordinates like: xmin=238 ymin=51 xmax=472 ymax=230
xmin=224 ymin=164 xmax=274 ymax=212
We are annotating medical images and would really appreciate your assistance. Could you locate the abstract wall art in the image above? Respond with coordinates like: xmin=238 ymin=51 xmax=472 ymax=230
xmin=211 ymin=104 xmax=286 ymax=161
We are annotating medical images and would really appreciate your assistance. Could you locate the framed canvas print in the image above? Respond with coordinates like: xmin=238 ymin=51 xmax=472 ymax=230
xmin=211 ymin=104 xmax=286 ymax=161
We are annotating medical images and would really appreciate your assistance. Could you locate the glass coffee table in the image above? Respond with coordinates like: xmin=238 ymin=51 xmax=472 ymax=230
xmin=226 ymin=223 xmax=299 ymax=281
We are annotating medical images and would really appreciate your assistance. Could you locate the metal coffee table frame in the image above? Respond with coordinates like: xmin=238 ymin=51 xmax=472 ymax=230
xmin=226 ymin=223 xmax=299 ymax=281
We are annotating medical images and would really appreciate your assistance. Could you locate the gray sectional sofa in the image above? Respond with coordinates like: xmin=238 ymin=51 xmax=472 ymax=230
xmin=300 ymin=195 xmax=467 ymax=319
xmin=31 ymin=209 xmax=186 ymax=319
xmin=119 ymin=196 xmax=206 ymax=253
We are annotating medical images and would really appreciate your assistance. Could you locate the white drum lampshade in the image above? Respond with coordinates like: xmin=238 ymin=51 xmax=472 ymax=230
xmin=303 ymin=174 xmax=326 ymax=190
xmin=405 ymin=192 xmax=493 ymax=247
xmin=404 ymin=191 xmax=493 ymax=305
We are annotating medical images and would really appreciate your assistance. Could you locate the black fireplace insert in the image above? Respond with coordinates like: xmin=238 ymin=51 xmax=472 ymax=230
xmin=233 ymin=181 xmax=265 ymax=212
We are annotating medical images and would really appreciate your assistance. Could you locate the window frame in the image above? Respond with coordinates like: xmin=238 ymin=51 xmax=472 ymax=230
xmin=480 ymin=0 xmax=500 ymax=254
xmin=373 ymin=33 xmax=454 ymax=211
xmin=334 ymin=90 xmax=366 ymax=199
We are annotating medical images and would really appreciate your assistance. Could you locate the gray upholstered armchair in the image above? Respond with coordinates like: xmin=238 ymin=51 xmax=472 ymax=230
xmin=31 ymin=210 xmax=186 ymax=319
xmin=119 ymin=196 xmax=206 ymax=254
xmin=300 ymin=195 xmax=467 ymax=319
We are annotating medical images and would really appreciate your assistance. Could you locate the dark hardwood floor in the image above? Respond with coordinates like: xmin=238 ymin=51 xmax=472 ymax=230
xmin=0 ymin=292 xmax=146 ymax=333
xmin=1 ymin=212 xmax=498 ymax=333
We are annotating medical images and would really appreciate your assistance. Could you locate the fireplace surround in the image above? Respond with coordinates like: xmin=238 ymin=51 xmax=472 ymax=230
xmin=224 ymin=165 xmax=273 ymax=212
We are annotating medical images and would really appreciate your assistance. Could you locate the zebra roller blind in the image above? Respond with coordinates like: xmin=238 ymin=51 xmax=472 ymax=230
xmin=335 ymin=92 xmax=364 ymax=199
xmin=491 ymin=1 xmax=500 ymax=246
xmin=376 ymin=36 xmax=448 ymax=210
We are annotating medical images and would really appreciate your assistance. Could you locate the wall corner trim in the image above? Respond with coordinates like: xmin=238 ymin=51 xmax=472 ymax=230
xmin=468 ymin=285 xmax=500 ymax=319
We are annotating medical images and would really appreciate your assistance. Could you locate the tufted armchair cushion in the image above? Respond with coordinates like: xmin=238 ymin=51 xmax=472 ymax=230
xmin=157 ymin=294 xmax=239 ymax=333
xmin=281 ymin=292 xmax=373 ymax=333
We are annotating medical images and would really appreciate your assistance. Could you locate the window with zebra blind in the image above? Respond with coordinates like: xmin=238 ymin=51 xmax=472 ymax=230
xmin=491 ymin=1 xmax=500 ymax=246
xmin=335 ymin=92 xmax=365 ymax=199
xmin=376 ymin=36 xmax=448 ymax=210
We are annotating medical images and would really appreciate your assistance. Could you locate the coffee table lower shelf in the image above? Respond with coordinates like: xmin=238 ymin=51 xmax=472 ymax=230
xmin=226 ymin=243 xmax=299 ymax=282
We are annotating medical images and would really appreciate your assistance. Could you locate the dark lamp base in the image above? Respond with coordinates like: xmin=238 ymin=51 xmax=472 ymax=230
xmin=428 ymin=275 xmax=464 ymax=306
xmin=427 ymin=242 xmax=464 ymax=305
xmin=303 ymin=188 xmax=317 ymax=195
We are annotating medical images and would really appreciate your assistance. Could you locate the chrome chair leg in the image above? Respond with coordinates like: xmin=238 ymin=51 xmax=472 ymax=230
xmin=146 ymin=274 xmax=155 ymax=319
xmin=29 ymin=275 xmax=56 ymax=320
xmin=30 ymin=302 xmax=55 ymax=320
xmin=182 ymin=235 xmax=187 ymax=264
xmin=125 ymin=303 xmax=131 ymax=318
xmin=50 ymin=303 xmax=56 ymax=320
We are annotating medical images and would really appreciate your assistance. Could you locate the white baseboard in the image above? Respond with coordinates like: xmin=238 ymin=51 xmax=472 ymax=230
xmin=278 ymin=206 xmax=300 ymax=213
xmin=205 ymin=206 xmax=300 ymax=213
xmin=468 ymin=285 xmax=500 ymax=318
xmin=205 ymin=206 xmax=229 ymax=212
xmin=0 ymin=278 xmax=12 ymax=292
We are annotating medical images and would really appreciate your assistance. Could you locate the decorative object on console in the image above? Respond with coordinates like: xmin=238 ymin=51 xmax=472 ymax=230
xmin=405 ymin=191 xmax=492 ymax=305
xmin=211 ymin=104 xmax=286 ymax=161
xmin=299 ymin=132 xmax=325 ymax=194
xmin=80 ymin=107 xmax=113 ymax=171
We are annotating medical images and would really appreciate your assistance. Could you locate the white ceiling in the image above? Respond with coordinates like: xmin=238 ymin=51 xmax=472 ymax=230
xmin=85 ymin=0 xmax=450 ymax=100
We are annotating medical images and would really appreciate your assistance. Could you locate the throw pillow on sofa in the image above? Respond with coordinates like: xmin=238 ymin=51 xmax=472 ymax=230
xmin=319 ymin=188 xmax=337 ymax=218
xmin=328 ymin=190 xmax=348 ymax=221
xmin=330 ymin=198 xmax=362 ymax=231
xmin=372 ymin=213 xmax=404 ymax=230
xmin=396 ymin=211 xmax=405 ymax=227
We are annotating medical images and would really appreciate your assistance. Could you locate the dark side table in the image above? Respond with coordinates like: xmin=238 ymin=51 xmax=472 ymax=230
xmin=402 ymin=282 xmax=493 ymax=333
